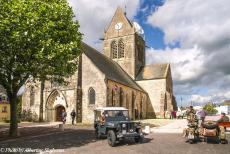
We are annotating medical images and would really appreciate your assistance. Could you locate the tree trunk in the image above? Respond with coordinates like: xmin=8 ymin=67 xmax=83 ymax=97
xmin=9 ymin=92 xmax=18 ymax=137
xmin=39 ymin=80 xmax=44 ymax=122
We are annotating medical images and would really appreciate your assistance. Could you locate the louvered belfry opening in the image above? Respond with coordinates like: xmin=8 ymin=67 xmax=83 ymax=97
xmin=118 ymin=39 xmax=124 ymax=58
xmin=111 ymin=40 xmax=118 ymax=59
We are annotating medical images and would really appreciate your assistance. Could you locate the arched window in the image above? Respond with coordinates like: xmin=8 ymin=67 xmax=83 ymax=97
xmin=30 ymin=86 xmax=35 ymax=106
xmin=88 ymin=87 xmax=95 ymax=105
xmin=118 ymin=39 xmax=124 ymax=58
xmin=111 ymin=41 xmax=118 ymax=59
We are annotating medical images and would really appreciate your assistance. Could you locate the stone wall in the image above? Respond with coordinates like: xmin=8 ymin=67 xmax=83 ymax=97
xmin=103 ymin=7 xmax=146 ymax=79
xmin=137 ymin=79 xmax=166 ymax=117
xmin=42 ymin=70 xmax=78 ymax=123
xmin=22 ymin=69 xmax=78 ymax=123
xmin=81 ymin=53 xmax=107 ymax=124
xmin=103 ymin=35 xmax=136 ymax=79
xmin=21 ymin=82 xmax=41 ymax=121
xmin=106 ymin=80 xmax=150 ymax=119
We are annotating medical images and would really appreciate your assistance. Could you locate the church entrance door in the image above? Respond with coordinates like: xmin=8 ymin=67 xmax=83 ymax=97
xmin=56 ymin=105 xmax=65 ymax=121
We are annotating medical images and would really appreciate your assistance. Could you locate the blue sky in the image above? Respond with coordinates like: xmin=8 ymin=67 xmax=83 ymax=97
xmin=69 ymin=0 xmax=230 ymax=106
xmin=134 ymin=0 xmax=165 ymax=49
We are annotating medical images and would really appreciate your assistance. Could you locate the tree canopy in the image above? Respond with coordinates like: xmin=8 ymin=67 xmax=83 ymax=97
xmin=203 ymin=102 xmax=218 ymax=115
xmin=0 ymin=0 xmax=82 ymax=136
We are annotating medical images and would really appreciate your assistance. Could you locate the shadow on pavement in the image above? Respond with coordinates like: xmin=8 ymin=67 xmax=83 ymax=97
xmin=113 ymin=136 xmax=153 ymax=147
xmin=0 ymin=126 xmax=99 ymax=152
xmin=0 ymin=125 xmax=154 ymax=152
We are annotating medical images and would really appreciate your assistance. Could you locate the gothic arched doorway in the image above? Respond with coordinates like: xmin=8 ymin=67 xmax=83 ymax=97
xmin=56 ymin=105 xmax=65 ymax=121
xmin=45 ymin=89 xmax=67 ymax=122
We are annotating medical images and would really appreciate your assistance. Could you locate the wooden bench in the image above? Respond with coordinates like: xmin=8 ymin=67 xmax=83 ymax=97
xmin=218 ymin=122 xmax=230 ymax=127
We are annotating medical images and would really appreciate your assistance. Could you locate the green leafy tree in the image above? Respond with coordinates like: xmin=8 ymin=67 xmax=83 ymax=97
xmin=203 ymin=102 xmax=218 ymax=115
xmin=0 ymin=0 xmax=82 ymax=136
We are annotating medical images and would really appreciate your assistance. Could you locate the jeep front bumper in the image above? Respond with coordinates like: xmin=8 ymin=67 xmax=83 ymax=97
xmin=117 ymin=132 xmax=142 ymax=138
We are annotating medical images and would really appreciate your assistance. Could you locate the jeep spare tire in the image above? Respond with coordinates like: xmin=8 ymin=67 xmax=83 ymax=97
xmin=203 ymin=123 xmax=218 ymax=129
xmin=107 ymin=130 xmax=116 ymax=147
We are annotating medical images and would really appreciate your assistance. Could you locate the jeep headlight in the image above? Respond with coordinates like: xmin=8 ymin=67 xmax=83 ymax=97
xmin=122 ymin=124 xmax=126 ymax=127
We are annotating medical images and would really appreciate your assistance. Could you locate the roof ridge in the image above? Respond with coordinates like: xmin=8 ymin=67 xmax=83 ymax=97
xmin=146 ymin=63 xmax=169 ymax=66
xmin=82 ymin=42 xmax=145 ymax=92
xmin=82 ymin=42 xmax=113 ymax=62
xmin=164 ymin=64 xmax=170 ymax=78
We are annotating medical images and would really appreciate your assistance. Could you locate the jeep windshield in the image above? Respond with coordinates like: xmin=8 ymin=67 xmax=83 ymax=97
xmin=105 ymin=110 xmax=129 ymax=121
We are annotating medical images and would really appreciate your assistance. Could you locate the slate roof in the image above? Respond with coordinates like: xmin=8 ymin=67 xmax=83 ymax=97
xmin=136 ymin=64 xmax=169 ymax=80
xmin=81 ymin=43 xmax=144 ymax=92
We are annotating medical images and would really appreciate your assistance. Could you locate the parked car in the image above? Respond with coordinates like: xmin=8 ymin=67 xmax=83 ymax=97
xmin=94 ymin=107 xmax=143 ymax=147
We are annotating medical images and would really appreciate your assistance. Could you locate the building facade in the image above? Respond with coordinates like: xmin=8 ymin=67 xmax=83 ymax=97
xmin=21 ymin=7 xmax=177 ymax=124
xmin=0 ymin=85 xmax=10 ymax=122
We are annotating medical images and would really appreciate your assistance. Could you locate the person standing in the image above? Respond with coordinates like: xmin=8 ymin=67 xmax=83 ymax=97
xmin=170 ymin=110 xmax=174 ymax=119
xmin=61 ymin=109 xmax=67 ymax=124
xmin=197 ymin=107 xmax=207 ymax=123
xmin=70 ymin=109 xmax=76 ymax=125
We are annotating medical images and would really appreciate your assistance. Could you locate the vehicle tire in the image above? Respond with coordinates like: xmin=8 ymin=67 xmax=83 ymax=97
xmin=134 ymin=136 xmax=143 ymax=143
xmin=200 ymin=136 xmax=205 ymax=142
xmin=220 ymin=140 xmax=226 ymax=144
xmin=135 ymin=129 xmax=143 ymax=143
xmin=189 ymin=139 xmax=194 ymax=144
xmin=95 ymin=129 xmax=101 ymax=139
xmin=107 ymin=130 xmax=116 ymax=147
xmin=206 ymin=137 xmax=209 ymax=143
xmin=203 ymin=123 xmax=218 ymax=129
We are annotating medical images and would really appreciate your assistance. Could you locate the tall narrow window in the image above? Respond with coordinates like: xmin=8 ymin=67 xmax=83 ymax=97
xmin=119 ymin=88 xmax=123 ymax=107
xmin=88 ymin=87 xmax=95 ymax=105
xmin=30 ymin=86 xmax=35 ymax=106
xmin=118 ymin=39 xmax=124 ymax=58
xmin=111 ymin=41 xmax=118 ymax=59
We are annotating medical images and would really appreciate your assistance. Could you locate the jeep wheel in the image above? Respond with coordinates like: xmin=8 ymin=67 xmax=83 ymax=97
xmin=95 ymin=129 xmax=101 ymax=139
xmin=107 ymin=130 xmax=116 ymax=147
xmin=134 ymin=137 xmax=143 ymax=143
xmin=220 ymin=139 xmax=226 ymax=144
xmin=189 ymin=139 xmax=194 ymax=144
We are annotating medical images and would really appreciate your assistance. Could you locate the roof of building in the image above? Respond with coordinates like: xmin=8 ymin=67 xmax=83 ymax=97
xmin=81 ymin=42 xmax=144 ymax=92
xmin=136 ymin=64 xmax=169 ymax=80
xmin=105 ymin=6 xmax=133 ymax=32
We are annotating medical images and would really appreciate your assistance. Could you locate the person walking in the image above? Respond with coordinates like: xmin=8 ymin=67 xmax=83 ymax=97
xmin=70 ymin=109 xmax=76 ymax=125
xmin=61 ymin=109 xmax=67 ymax=124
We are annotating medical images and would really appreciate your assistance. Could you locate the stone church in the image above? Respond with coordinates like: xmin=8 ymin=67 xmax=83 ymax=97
xmin=21 ymin=7 xmax=177 ymax=124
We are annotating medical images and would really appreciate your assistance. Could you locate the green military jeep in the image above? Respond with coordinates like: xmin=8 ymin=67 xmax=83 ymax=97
xmin=94 ymin=107 xmax=143 ymax=147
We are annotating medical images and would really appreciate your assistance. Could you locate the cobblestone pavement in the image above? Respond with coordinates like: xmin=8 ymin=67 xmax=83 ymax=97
xmin=0 ymin=124 xmax=230 ymax=154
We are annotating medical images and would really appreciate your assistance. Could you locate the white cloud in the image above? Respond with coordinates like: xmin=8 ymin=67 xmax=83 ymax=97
xmin=191 ymin=95 xmax=212 ymax=104
xmin=68 ymin=0 xmax=140 ymax=50
xmin=147 ymin=0 xmax=230 ymax=49
xmin=146 ymin=46 xmax=204 ymax=82
xmin=192 ymin=91 xmax=230 ymax=104
xmin=146 ymin=0 xmax=230 ymax=104
xmin=67 ymin=0 xmax=230 ymax=104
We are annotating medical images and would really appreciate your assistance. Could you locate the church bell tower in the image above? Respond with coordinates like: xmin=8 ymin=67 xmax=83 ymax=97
xmin=103 ymin=7 xmax=145 ymax=79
